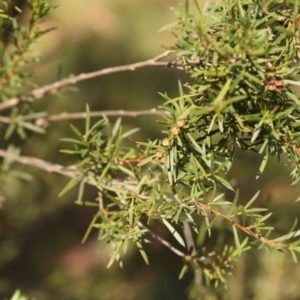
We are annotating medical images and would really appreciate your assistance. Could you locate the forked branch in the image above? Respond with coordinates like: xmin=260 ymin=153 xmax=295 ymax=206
xmin=0 ymin=50 xmax=180 ymax=112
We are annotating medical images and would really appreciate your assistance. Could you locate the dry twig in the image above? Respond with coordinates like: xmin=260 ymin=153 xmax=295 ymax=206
xmin=0 ymin=50 xmax=180 ymax=112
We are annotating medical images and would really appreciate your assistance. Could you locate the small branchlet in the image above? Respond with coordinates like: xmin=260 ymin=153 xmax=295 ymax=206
xmin=59 ymin=0 xmax=300 ymax=289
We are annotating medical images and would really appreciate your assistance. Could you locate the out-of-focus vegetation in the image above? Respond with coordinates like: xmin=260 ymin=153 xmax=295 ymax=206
xmin=1 ymin=0 xmax=300 ymax=300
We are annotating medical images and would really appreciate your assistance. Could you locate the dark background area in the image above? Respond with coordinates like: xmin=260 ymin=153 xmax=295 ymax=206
xmin=1 ymin=1 xmax=300 ymax=299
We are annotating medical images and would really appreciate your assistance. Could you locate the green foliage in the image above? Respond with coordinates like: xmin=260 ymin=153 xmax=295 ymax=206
xmin=170 ymin=0 xmax=300 ymax=184
xmin=0 ymin=0 xmax=54 ymax=213
xmin=59 ymin=0 xmax=300 ymax=291
xmin=3 ymin=0 xmax=300 ymax=297
xmin=0 ymin=0 xmax=54 ymax=138
xmin=0 ymin=0 xmax=54 ymax=98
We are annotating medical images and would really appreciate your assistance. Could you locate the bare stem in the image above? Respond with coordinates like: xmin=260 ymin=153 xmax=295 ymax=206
xmin=0 ymin=109 xmax=170 ymax=127
xmin=198 ymin=202 xmax=287 ymax=249
xmin=0 ymin=149 xmax=77 ymax=178
xmin=0 ymin=109 xmax=170 ymax=128
xmin=34 ymin=109 xmax=169 ymax=128
xmin=138 ymin=221 xmax=186 ymax=257
xmin=47 ymin=109 xmax=169 ymax=121
xmin=0 ymin=50 xmax=180 ymax=112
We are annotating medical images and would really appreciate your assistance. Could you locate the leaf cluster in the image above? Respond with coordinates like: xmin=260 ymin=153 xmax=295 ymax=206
xmin=0 ymin=0 xmax=54 ymax=219
xmin=3 ymin=0 xmax=300 ymax=293
xmin=0 ymin=0 xmax=55 ymax=139
xmin=59 ymin=0 xmax=300 ymax=288
xmin=170 ymin=0 xmax=300 ymax=183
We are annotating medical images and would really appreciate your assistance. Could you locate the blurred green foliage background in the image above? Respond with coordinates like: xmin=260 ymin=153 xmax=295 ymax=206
xmin=1 ymin=0 xmax=300 ymax=299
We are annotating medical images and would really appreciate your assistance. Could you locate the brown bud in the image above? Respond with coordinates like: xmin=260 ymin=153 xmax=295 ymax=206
xmin=267 ymin=77 xmax=284 ymax=92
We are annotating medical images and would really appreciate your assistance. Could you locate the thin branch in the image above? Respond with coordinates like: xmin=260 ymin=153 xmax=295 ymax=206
xmin=198 ymin=202 xmax=287 ymax=249
xmin=0 ymin=149 xmax=77 ymax=178
xmin=37 ymin=109 xmax=169 ymax=126
xmin=47 ymin=109 xmax=170 ymax=121
xmin=137 ymin=221 xmax=185 ymax=257
xmin=0 ymin=148 xmax=289 ymax=251
xmin=0 ymin=50 xmax=181 ymax=112
xmin=0 ymin=149 xmax=161 ymax=193
xmin=0 ymin=149 xmax=137 ymax=189
xmin=0 ymin=109 xmax=170 ymax=128
xmin=0 ymin=148 xmax=186 ymax=257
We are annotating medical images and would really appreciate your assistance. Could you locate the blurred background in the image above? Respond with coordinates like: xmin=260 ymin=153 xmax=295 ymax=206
xmin=1 ymin=0 xmax=300 ymax=299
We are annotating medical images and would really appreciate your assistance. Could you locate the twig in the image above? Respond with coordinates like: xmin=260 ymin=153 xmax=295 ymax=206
xmin=0 ymin=148 xmax=288 ymax=253
xmin=0 ymin=149 xmax=139 ymax=190
xmin=0 ymin=50 xmax=180 ymax=112
xmin=137 ymin=221 xmax=185 ymax=257
xmin=34 ymin=109 xmax=170 ymax=127
xmin=198 ymin=202 xmax=287 ymax=249
xmin=0 ymin=148 xmax=186 ymax=257
xmin=0 ymin=109 xmax=171 ymax=127
xmin=49 ymin=108 xmax=169 ymax=120
xmin=0 ymin=149 xmax=161 ymax=193
xmin=47 ymin=109 xmax=170 ymax=121
xmin=0 ymin=149 xmax=77 ymax=178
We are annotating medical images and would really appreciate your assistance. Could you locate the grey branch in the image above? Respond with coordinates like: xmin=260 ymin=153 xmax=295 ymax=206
xmin=47 ymin=109 xmax=170 ymax=121
xmin=138 ymin=221 xmax=186 ymax=257
xmin=0 ymin=148 xmax=187 ymax=258
xmin=0 ymin=149 xmax=77 ymax=178
xmin=0 ymin=50 xmax=180 ymax=112
xmin=0 ymin=109 xmax=170 ymax=127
